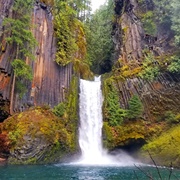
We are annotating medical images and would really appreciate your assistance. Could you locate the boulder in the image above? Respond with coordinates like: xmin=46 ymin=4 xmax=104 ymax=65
xmin=1 ymin=107 xmax=77 ymax=164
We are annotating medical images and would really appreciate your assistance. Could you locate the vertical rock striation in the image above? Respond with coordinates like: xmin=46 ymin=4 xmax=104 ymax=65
xmin=113 ymin=0 xmax=180 ymax=119
xmin=0 ymin=0 xmax=73 ymax=119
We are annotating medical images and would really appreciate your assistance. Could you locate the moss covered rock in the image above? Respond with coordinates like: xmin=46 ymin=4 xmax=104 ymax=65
xmin=1 ymin=107 xmax=78 ymax=164
xmin=103 ymin=120 xmax=166 ymax=152
xmin=140 ymin=125 xmax=180 ymax=168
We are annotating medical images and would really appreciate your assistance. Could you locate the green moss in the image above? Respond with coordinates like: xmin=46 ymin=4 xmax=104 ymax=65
xmin=141 ymin=125 xmax=180 ymax=167
xmin=103 ymin=119 xmax=166 ymax=150
xmin=2 ymin=106 xmax=78 ymax=164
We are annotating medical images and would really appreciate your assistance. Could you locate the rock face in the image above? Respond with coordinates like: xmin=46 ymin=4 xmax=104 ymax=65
xmin=0 ymin=0 xmax=14 ymax=121
xmin=102 ymin=0 xmax=180 ymax=159
xmin=0 ymin=0 xmax=73 ymax=120
xmin=113 ymin=0 xmax=180 ymax=119
xmin=113 ymin=0 xmax=144 ymax=61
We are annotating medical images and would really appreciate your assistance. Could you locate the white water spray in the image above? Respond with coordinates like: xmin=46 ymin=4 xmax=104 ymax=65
xmin=76 ymin=77 xmax=138 ymax=166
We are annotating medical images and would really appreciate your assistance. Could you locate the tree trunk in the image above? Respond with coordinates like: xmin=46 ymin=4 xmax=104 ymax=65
xmin=9 ymin=73 xmax=15 ymax=115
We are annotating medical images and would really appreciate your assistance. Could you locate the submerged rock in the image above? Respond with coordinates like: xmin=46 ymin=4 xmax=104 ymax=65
xmin=1 ymin=107 xmax=77 ymax=164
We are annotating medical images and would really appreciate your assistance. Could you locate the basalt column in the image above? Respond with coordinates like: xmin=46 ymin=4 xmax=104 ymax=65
xmin=113 ymin=0 xmax=180 ymax=119
xmin=0 ymin=0 xmax=73 ymax=119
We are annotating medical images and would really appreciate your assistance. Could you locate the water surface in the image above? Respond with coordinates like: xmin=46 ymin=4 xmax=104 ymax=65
xmin=1 ymin=164 xmax=180 ymax=180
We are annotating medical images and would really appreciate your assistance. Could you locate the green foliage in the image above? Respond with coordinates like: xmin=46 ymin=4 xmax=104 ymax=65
xmin=164 ymin=111 xmax=176 ymax=123
xmin=69 ymin=0 xmax=91 ymax=21
xmin=65 ymin=76 xmax=79 ymax=123
xmin=3 ymin=0 xmax=37 ymax=58
xmin=11 ymin=59 xmax=33 ymax=98
xmin=3 ymin=0 xmax=37 ymax=98
xmin=3 ymin=107 xmax=78 ymax=164
xmin=11 ymin=59 xmax=33 ymax=80
xmin=52 ymin=103 xmax=65 ymax=118
xmin=153 ymin=0 xmax=171 ymax=23
xmin=53 ymin=0 xmax=90 ymax=67
xmin=127 ymin=95 xmax=143 ymax=119
xmin=167 ymin=55 xmax=180 ymax=73
xmin=163 ymin=111 xmax=180 ymax=124
xmin=15 ymin=81 xmax=28 ymax=99
xmin=141 ymin=11 xmax=157 ymax=35
xmin=171 ymin=0 xmax=180 ymax=46
xmin=54 ymin=1 xmax=77 ymax=66
xmin=52 ymin=76 xmax=79 ymax=150
xmin=138 ymin=53 xmax=160 ymax=81
xmin=103 ymin=121 xmax=147 ymax=149
xmin=8 ymin=129 xmax=22 ymax=145
xmin=103 ymin=79 xmax=127 ymax=126
xmin=152 ymin=0 xmax=180 ymax=47
xmin=85 ymin=0 xmax=114 ymax=74
xmin=141 ymin=125 xmax=180 ymax=167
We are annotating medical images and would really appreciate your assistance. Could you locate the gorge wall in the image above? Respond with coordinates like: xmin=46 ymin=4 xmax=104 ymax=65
xmin=112 ymin=0 xmax=180 ymax=120
xmin=0 ymin=0 xmax=73 ymax=121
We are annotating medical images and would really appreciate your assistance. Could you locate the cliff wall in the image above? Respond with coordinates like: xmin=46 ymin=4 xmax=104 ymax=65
xmin=112 ymin=0 xmax=180 ymax=119
xmin=0 ymin=0 xmax=73 ymax=120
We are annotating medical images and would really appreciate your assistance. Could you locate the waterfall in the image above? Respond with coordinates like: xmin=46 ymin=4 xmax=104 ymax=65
xmin=76 ymin=77 xmax=138 ymax=166
xmin=78 ymin=76 xmax=104 ymax=164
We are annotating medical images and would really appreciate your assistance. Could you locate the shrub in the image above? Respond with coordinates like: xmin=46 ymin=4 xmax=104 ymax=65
xmin=127 ymin=95 xmax=143 ymax=119
xmin=52 ymin=103 xmax=65 ymax=118
xmin=164 ymin=111 xmax=179 ymax=124
xmin=138 ymin=53 xmax=160 ymax=81
xmin=103 ymin=80 xmax=128 ymax=126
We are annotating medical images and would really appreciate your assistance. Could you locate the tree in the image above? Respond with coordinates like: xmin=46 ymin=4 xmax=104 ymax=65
xmin=151 ymin=0 xmax=180 ymax=47
xmin=104 ymin=80 xmax=128 ymax=126
xmin=3 ymin=0 xmax=36 ymax=53
xmin=53 ymin=0 xmax=92 ymax=78
xmin=85 ymin=0 xmax=114 ymax=74
xmin=170 ymin=0 xmax=180 ymax=46
xmin=54 ymin=1 xmax=77 ymax=66
xmin=3 ymin=0 xmax=37 ymax=113
xmin=127 ymin=95 xmax=143 ymax=119
xmin=167 ymin=55 xmax=180 ymax=73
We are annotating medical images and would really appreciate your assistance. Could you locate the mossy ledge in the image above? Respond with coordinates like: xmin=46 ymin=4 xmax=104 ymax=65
xmin=1 ymin=106 xmax=77 ymax=164
xmin=139 ymin=125 xmax=180 ymax=168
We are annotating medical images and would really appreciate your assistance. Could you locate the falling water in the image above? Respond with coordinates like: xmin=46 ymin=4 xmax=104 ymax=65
xmin=78 ymin=76 xmax=104 ymax=164
xmin=76 ymin=77 xmax=138 ymax=166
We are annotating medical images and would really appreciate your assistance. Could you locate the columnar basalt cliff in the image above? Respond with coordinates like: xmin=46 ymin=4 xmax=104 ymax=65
xmin=0 ymin=0 xmax=73 ymax=120
xmin=112 ymin=0 xmax=180 ymax=119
